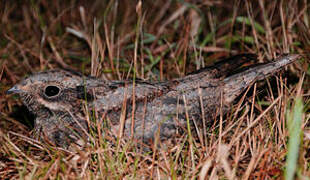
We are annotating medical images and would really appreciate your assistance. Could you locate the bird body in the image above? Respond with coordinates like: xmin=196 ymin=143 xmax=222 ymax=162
xmin=7 ymin=54 xmax=300 ymax=148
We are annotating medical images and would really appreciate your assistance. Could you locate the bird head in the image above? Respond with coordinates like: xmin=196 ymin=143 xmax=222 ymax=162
xmin=7 ymin=69 xmax=93 ymax=148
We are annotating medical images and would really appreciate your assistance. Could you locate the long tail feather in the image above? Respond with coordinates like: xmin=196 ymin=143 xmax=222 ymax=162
xmin=223 ymin=54 xmax=300 ymax=103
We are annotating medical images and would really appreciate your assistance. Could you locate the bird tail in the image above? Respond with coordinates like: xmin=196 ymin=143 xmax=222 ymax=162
xmin=223 ymin=54 xmax=300 ymax=103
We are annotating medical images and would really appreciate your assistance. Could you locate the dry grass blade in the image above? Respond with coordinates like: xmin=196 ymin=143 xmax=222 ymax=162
xmin=230 ymin=95 xmax=282 ymax=146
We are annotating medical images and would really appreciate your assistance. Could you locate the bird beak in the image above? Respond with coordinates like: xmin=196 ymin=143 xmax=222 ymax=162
xmin=6 ymin=85 xmax=23 ymax=94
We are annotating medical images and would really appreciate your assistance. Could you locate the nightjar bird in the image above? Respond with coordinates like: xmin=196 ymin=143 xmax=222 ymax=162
xmin=6 ymin=54 xmax=300 ymax=148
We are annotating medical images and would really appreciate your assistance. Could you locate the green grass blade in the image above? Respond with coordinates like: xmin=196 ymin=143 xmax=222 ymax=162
xmin=285 ymin=96 xmax=304 ymax=180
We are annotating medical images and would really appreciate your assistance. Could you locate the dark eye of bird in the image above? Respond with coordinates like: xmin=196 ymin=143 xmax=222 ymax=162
xmin=44 ymin=86 xmax=60 ymax=97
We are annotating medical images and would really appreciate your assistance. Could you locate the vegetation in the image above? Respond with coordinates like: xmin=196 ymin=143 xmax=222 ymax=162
xmin=0 ymin=0 xmax=309 ymax=179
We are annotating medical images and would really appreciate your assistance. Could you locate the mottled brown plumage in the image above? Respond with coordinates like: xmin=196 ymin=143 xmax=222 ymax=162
xmin=7 ymin=54 xmax=300 ymax=148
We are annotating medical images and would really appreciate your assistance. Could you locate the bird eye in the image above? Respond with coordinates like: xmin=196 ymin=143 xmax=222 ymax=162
xmin=44 ymin=86 xmax=60 ymax=97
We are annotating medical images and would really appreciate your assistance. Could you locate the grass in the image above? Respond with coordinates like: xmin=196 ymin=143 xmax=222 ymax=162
xmin=285 ymin=76 xmax=305 ymax=180
xmin=0 ymin=0 xmax=309 ymax=179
